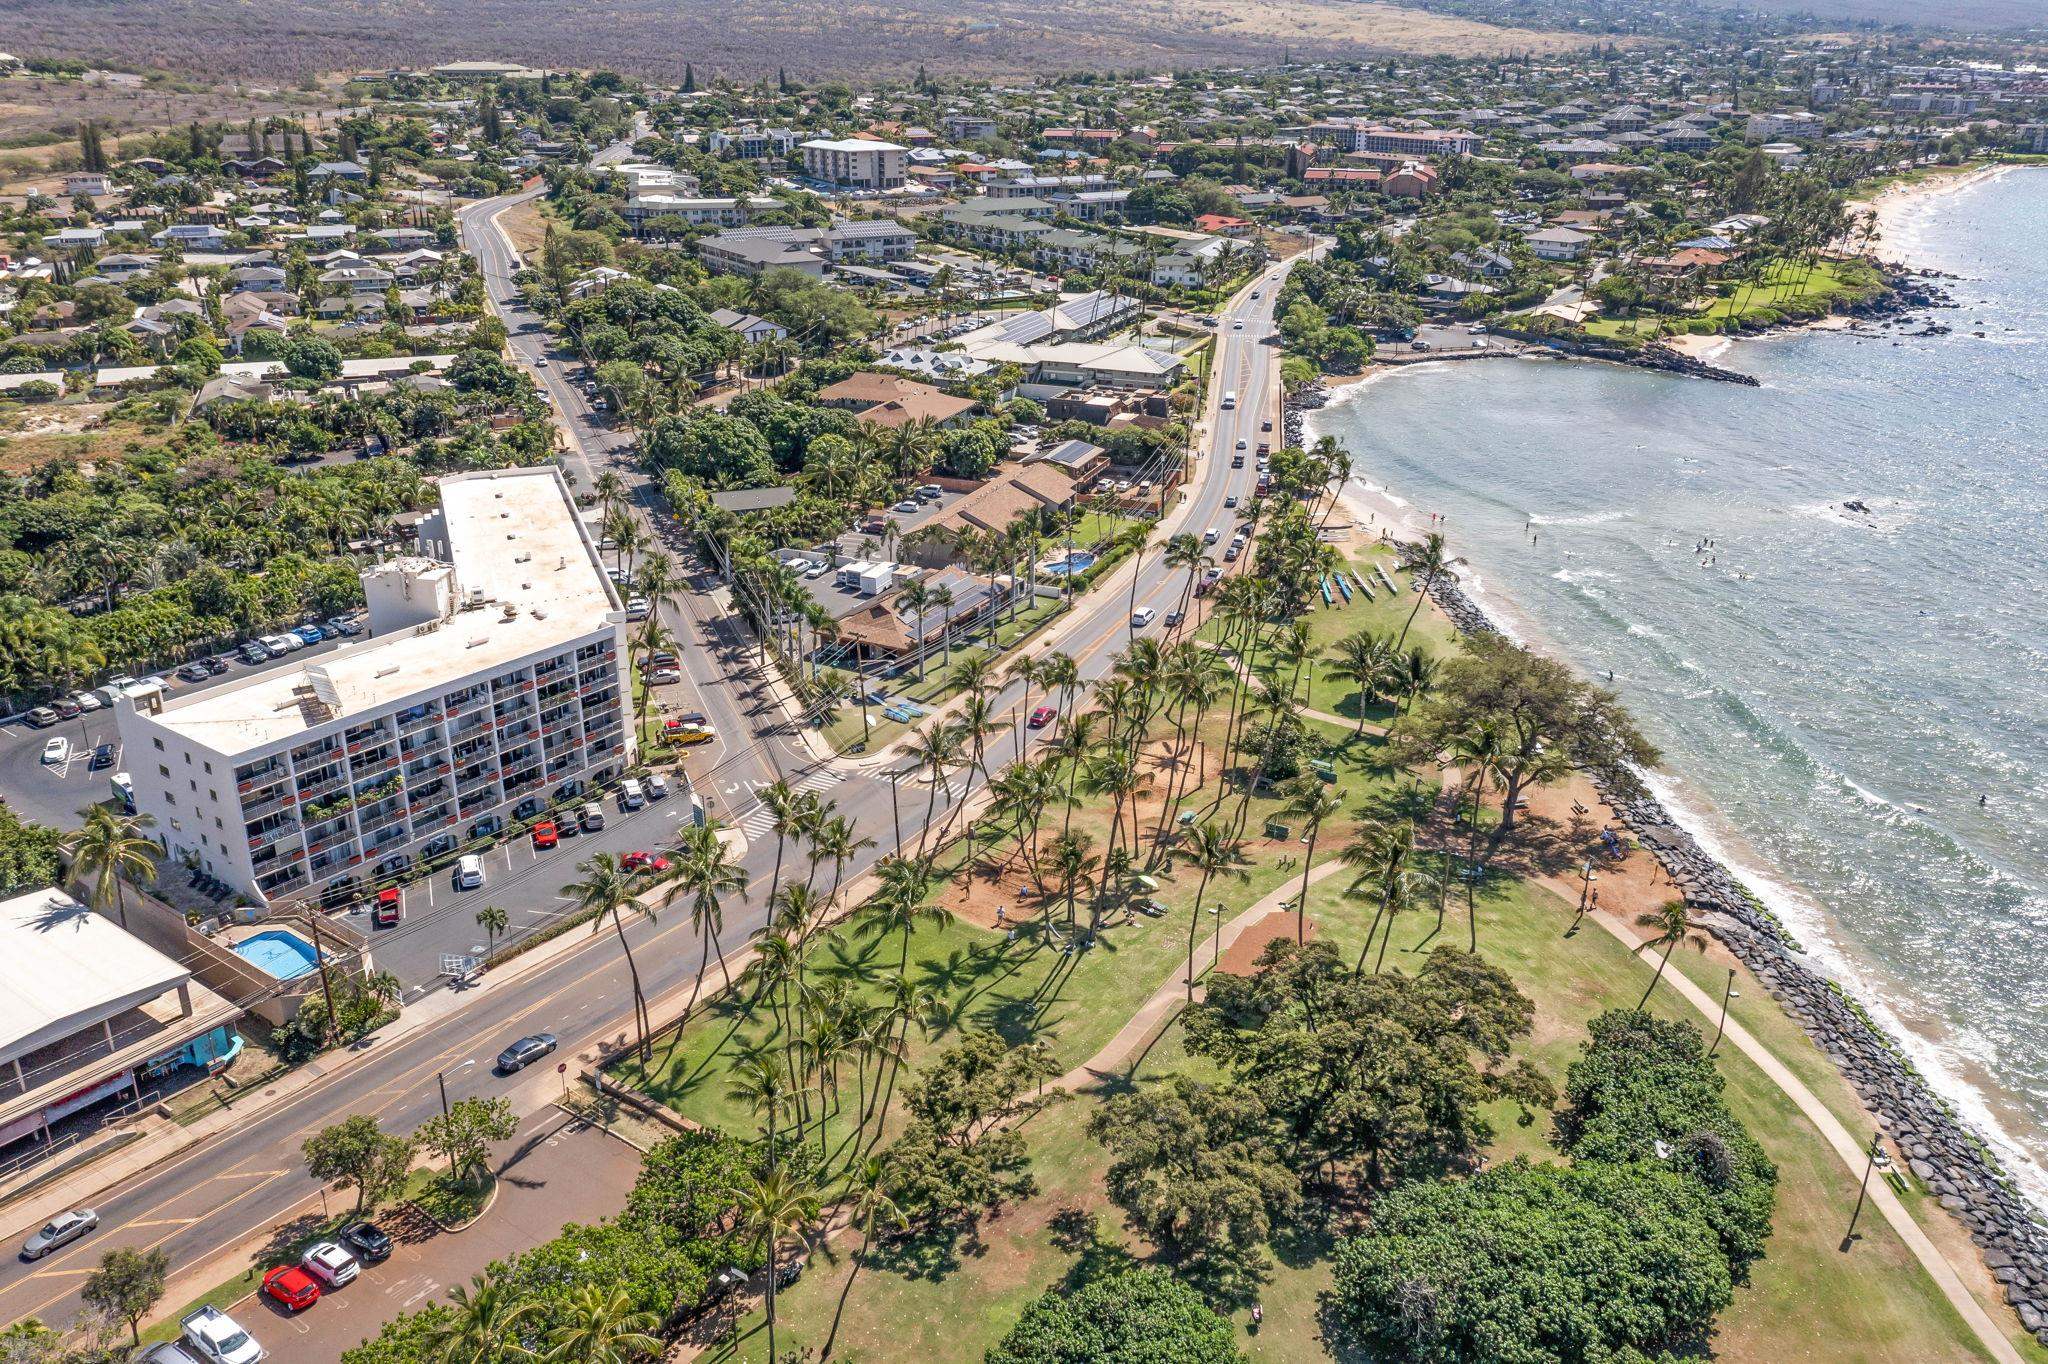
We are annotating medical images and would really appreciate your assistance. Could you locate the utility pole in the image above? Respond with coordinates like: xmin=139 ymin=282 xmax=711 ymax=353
xmin=1841 ymin=1130 xmax=1884 ymax=1251
xmin=304 ymin=911 xmax=338 ymax=1045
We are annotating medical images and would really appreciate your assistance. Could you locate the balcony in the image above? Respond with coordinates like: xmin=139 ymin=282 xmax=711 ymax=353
xmin=245 ymin=817 xmax=301 ymax=852
xmin=240 ymin=787 xmax=298 ymax=822
xmin=397 ymin=705 xmax=444 ymax=735
xmin=236 ymin=763 xmax=289 ymax=797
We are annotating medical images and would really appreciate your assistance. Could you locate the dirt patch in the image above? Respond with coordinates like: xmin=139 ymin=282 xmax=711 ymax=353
xmin=497 ymin=195 xmax=551 ymax=261
xmin=1217 ymin=908 xmax=1317 ymax=975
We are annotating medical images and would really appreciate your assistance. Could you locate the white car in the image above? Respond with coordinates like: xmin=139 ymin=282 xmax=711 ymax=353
xmin=1131 ymin=607 xmax=1157 ymax=628
xmin=259 ymin=634 xmax=297 ymax=656
xmin=1232 ymin=320 xmax=1244 ymax=330
xmin=301 ymin=1241 xmax=359 ymax=1287
xmin=454 ymin=854 xmax=484 ymax=891
xmin=532 ymin=355 xmax=549 ymax=366
xmin=69 ymin=690 xmax=103 ymax=713
xmin=40 ymin=737 xmax=69 ymax=766
xmin=180 ymin=1306 xmax=263 ymax=1364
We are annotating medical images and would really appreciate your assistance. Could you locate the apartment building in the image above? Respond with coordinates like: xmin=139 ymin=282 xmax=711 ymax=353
xmin=619 ymin=193 xmax=781 ymax=230
xmin=800 ymin=138 xmax=907 ymax=190
xmin=1310 ymin=121 xmax=1482 ymax=158
xmin=116 ymin=468 xmax=633 ymax=907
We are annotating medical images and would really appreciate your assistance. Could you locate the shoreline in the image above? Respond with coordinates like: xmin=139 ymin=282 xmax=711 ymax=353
xmin=1852 ymin=161 xmax=2014 ymax=270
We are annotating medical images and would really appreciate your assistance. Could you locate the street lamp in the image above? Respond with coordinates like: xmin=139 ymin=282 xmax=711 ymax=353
xmin=1208 ymin=904 xmax=1222 ymax=972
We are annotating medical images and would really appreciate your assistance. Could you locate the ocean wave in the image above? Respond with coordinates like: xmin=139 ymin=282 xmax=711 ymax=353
xmin=1530 ymin=508 xmax=1634 ymax=527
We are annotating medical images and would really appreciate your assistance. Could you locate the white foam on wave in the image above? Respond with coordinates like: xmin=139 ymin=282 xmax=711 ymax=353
xmin=1643 ymin=768 xmax=2048 ymax=1211
xmin=1531 ymin=508 xmax=1634 ymax=527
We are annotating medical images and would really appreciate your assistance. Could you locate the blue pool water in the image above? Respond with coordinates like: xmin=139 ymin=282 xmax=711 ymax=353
xmin=233 ymin=929 xmax=321 ymax=980
xmin=1041 ymin=551 xmax=1097 ymax=577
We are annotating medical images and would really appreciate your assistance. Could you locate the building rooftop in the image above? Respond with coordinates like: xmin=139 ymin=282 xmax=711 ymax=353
xmin=0 ymin=890 xmax=192 ymax=1065
xmin=140 ymin=469 xmax=618 ymax=756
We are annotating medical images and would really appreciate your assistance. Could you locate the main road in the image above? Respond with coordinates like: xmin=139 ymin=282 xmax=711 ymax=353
xmin=0 ymin=130 xmax=1301 ymax=1329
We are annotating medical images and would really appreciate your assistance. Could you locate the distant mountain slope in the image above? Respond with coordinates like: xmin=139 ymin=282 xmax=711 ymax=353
xmin=3 ymin=0 xmax=1603 ymax=81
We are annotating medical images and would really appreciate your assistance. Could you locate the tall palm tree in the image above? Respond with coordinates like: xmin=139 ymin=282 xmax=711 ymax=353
xmin=897 ymin=580 xmax=932 ymax=681
xmin=1341 ymin=819 xmax=1421 ymax=973
xmin=903 ymin=721 xmax=965 ymax=861
xmin=1170 ymin=822 xmax=1250 ymax=999
xmin=1044 ymin=829 xmax=1099 ymax=935
xmin=426 ymin=1273 xmax=538 ymax=1364
xmin=1325 ymin=629 xmax=1395 ymax=734
xmin=665 ymin=822 xmax=749 ymax=1027
xmin=473 ymin=904 xmax=509 ymax=950
xmin=543 ymin=1285 xmax=660 ymax=1364
xmin=1395 ymin=533 xmax=1460 ymax=650
xmin=732 ymin=1166 xmax=823 ymax=1364
xmin=821 ymin=1154 xmax=908 ymax=1360
xmin=563 ymin=853 xmax=654 ymax=1058
xmin=1635 ymin=899 xmax=1709 ymax=1010
xmin=61 ymin=805 xmax=158 ymax=931
xmin=1281 ymin=780 xmax=1343 ymax=946
xmin=758 ymin=778 xmax=802 ymax=914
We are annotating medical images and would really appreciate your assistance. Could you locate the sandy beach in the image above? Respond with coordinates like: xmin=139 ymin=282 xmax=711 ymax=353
xmin=1852 ymin=162 xmax=2011 ymax=267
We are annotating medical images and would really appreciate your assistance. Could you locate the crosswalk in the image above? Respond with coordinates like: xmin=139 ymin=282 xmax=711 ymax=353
xmin=729 ymin=766 xmax=842 ymax=840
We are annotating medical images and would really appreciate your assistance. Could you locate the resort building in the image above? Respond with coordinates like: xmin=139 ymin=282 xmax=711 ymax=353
xmin=115 ymin=468 xmax=634 ymax=906
xmin=800 ymin=138 xmax=907 ymax=190
xmin=0 ymin=888 xmax=241 ymax=1153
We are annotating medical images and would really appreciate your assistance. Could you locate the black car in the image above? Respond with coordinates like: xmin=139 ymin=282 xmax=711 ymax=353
xmin=470 ymin=815 xmax=503 ymax=840
xmin=421 ymin=833 xmax=459 ymax=859
xmin=553 ymin=779 xmax=585 ymax=803
xmin=89 ymin=743 xmax=116 ymax=770
xmin=339 ymin=1221 xmax=392 ymax=1263
xmin=177 ymin=662 xmax=212 ymax=682
xmin=374 ymin=852 xmax=413 ymax=877
xmin=1164 ymin=611 xmax=1185 ymax=628
xmin=495 ymin=1033 xmax=558 ymax=1073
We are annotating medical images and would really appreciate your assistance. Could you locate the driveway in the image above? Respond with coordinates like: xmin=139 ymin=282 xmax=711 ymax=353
xmin=246 ymin=1108 xmax=644 ymax=1364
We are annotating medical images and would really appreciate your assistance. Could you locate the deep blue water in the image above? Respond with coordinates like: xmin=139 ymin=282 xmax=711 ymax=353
xmin=1311 ymin=166 xmax=2048 ymax=1201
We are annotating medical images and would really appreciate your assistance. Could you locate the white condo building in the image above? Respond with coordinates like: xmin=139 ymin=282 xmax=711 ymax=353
xmin=800 ymin=138 xmax=907 ymax=190
xmin=116 ymin=468 xmax=635 ymax=906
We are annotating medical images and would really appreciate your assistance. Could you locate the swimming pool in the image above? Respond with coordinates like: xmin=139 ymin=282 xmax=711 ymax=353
xmin=1040 ymin=551 xmax=1097 ymax=578
xmin=233 ymin=929 xmax=321 ymax=980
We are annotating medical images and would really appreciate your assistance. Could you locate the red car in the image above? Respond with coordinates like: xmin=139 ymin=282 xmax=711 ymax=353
xmin=531 ymin=820 xmax=559 ymax=850
xmin=621 ymin=851 xmax=671 ymax=874
xmin=372 ymin=886 xmax=403 ymax=927
xmin=1028 ymin=706 xmax=1056 ymax=729
xmin=263 ymin=1264 xmax=321 ymax=1312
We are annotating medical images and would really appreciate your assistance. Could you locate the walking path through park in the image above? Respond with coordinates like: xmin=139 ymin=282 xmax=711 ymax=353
xmin=1054 ymin=860 xmax=1349 ymax=1093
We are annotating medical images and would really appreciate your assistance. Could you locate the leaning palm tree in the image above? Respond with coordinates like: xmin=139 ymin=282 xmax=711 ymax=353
xmin=1281 ymin=779 xmax=1343 ymax=948
xmin=1635 ymin=898 xmax=1709 ymax=1010
xmin=1169 ymin=822 xmax=1250 ymax=999
xmin=563 ymin=852 xmax=654 ymax=1058
xmin=664 ymin=822 xmax=750 ymax=1028
xmin=1341 ymin=819 xmax=1422 ymax=973
xmin=821 ymin=1154 xmax=908 ymax=1360
xmin=903 ymin=721 xmax=966 ymax=861
xmin=61 ymin=804 xmax=158 ymax=931
xmin=731 ymin=1166 xmax=823 ymax=1364
xmin=543 ymin=1284 xmax=660 ymax=1364
xmin=426 ymin=1273 xmax=538 ymax=1364
xmin=1395 ymin=532 xmax=1461 ymax=650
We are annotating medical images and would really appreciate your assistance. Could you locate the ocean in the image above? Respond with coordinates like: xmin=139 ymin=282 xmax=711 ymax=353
xmin=1308 ymin=166 xmax=2048 ymax=1204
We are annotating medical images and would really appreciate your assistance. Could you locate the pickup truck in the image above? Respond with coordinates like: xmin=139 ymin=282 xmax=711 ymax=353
xmin=181 ymin=1306 xmax=264 ymax=1364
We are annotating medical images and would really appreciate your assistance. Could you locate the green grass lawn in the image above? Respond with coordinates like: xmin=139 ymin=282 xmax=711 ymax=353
xmin=1584 ymin=258 xmax=1883 ymax=343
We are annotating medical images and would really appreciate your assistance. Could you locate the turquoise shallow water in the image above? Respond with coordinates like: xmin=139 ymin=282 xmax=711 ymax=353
xmin=1309 ymin=166 xmax=2048 ymax=1201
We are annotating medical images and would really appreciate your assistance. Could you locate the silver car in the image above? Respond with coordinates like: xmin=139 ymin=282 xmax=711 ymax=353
xmin=21 ymin=1208 xmax=97 ymax=1259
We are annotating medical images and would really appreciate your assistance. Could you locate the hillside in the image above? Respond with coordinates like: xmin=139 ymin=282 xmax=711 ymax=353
xmin=0 ymin=0 xmax=1601 ymax=82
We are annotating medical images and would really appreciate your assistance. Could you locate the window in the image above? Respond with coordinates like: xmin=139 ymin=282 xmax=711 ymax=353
xmin=204 ymin=761 xmax=213 ymax=774
xmin=153 ymin=738 xmax=164 ymax=751
xmin=159 ymin=764 xmax=170 ymax=778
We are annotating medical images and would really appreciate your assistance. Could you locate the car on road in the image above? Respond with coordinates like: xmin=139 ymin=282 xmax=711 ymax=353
xmin=1131 ymin=606 xmax=1157 ymax=628
xmin=532 ymin=355 xmax=549 ymax=366
xmin=1028 ymin=705 xmax=1057 ymax=729
xmin=20 ymin=1208 xmax=97 ymax=1259
xmin=454 ymin=854 xmax=484 ymax=891
xmin=1203 ymin=526 xmax=1221 ymax=544
xmin=89 ymin=743 xmax=115 ymax=770
xmin=1251 ymin=289 xmax=1262 ymax=299
xmin=1261 ymin=420 xmax=1272 ymax=432
xmin=1165 ymin=610 xmax=1185 ymax=628
xmin=495 ymin=1032 xmax=558 ymax=1073
xmin=1231 ymin=320 xmax=1243 ymax=329
xmin=1234 ymin=439 xmax=1247 ymax=450
xmin=262 ymin=1264 xmax=320 ymax=1312
xmin=40 ymin=737 xmax=69 ymax=766
xmin=372 ymin=886 xmax=403 ymax=928
xmin=24 ymin=706 xmax=58 ymax=728
xmin=339 ymin=1221 xmax=392 ymax=1263
xmin=301 ymin=1241 xmax=360 ymax=1287
xmin=1225 ymin=495 xmax=1239 ymax=509
xmin=579 ymin=802 xmax=606 ymax=833
xmin=531 ymin=820 xmax=559 ymax=849
xmin=621 ymin=850 xmax=671 ymax=873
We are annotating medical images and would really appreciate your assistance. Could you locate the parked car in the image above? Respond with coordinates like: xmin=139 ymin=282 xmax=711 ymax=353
xmin=301 ymin=1241 xmax=359 ymax=1287
xmin=20 ymin=1208 xmax=97 ymax=1260
xmin=240 ymin=641 xmax=272 ymax=665
xmin=619 ymin=778 xmax=645 ymax=811
xmin=648 ymin=650 xmax=677 ymax=668
xmin=69 ymin=690 xmax=103 ymax=713
xmin=454 ymin=854 xmax=484 ymax=891
xmin=495 ymin=1032 xmax=557 ymax=1073
xmin=39 ymin=737 xmax=69 ymax=766
xmin=579 ymin=802 xmax=605 ymax=832
xmin=293 ymin=625 xmax=325 ymax=645
xmin=626 ymin=596 xmax=650 ymax=621
xmin=262 ymin=1264 xmax=320 ymax=1312
xmin=24 ymin=706 xmax=58 ymax=728
xmin=324 ymin=616 xmax=363 ymax=636
xmin=646 ymin=773 xmax=671 ymax=801
xmin=646 ymin=667 xmax=682 ymax=685
xmin=339 ymin=1222 xmax=392 ymax=1263
xmin=179 ymin=1306 xmax=262 ymax=1364
xmin=531 ymin=820 xmax=558 ymax=849
xmin=892 ymin=499 xmax=919 ymax=513
xmin=89 ymin=743 xmax=115 ymax=770
xmin=621 ymin=850 xmax=670 ymax=873
xmin=258 ymin=635 xmax=297 ymax=657
xmin=178 ymin=662 xmax=213 ymax=682
xmin=50 ymin=698 xmax=80 ymax=720
xmin=372 ymin=887 xmax=403 ymax=928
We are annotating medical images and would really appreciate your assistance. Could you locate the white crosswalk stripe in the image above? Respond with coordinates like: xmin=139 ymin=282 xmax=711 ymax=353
xmin=795 ymin=769 xmax=838 ymax=794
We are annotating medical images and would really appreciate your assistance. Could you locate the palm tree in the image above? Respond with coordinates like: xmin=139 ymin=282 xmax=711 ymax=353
xmin=1635 ymin=898 xmax=1709 ymax=1010
xmin=1044 ymin=829 xmax=1099 ymax=935
xmin=821 ymin=1154 xmax=908 ymax=1360
xmin=731 ymin=1166 xmax=823 ymax=1364
xmin=903 ymin=722 xmax=965 ymax=861
xmin=1005 ymin=653 xmax=1043 ymax=754
xmin=1170 ymin=822 xmax=1250 ymax=998
xmin=759 ymin=778 xmax=802 ymax=914
xmin=473 ymin=905 xmax=509 ymax=950
xmin=897 ymin=580 xmax=932 ymax=681
xmin=563 ymin=853 xmax=654 ymax=1058
xmin=426 ymin=1273 xmax=538 ymax=1364
xmin=543 ymin=1285 xmax=660 ymax=1364
xmin=1325 ymin=629 xmax=1395 ymax=733
xmin=1395 ymin=533 xmax=1460 ymax=649
xmin=1341 ymin=819 xmax=1421 ymax=973
xmin=1281 ymin=780 xmax=1343 ymax=946
xmin=665 ymin=822 xmax=749 ymax=1027
xmin=61 ymin=805 xmax=157 ymax=931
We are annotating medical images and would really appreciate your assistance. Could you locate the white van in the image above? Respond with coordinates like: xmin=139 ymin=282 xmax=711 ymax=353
xmin=454 ymin=854 xmax=484 ymax=890
xmin=619 ymin=778 xmax=645 ymax=812
xmin=1220 ymin=390 xmax=1237 ymax=410
xmin=1203 ymin=526 xmax=1221 ymax=544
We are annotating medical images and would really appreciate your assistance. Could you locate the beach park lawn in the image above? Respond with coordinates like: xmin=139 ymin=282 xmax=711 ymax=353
xmin=1583 ymin=257 xmax=1884 ymax=343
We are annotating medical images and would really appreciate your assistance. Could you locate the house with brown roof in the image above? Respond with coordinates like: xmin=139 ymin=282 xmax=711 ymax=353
xmin=816 ymin=371 xmax=948 ymax=410
xmin=899 ymin=462 xmax=1078 ymax=567
xmin=861 ymin=390 xmax=981 ymax=430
